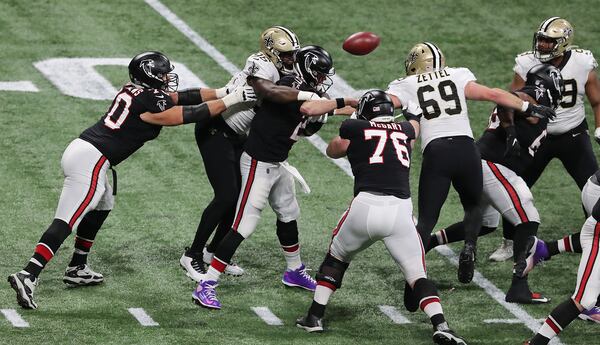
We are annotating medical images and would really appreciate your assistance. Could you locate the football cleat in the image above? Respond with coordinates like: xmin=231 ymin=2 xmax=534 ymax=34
xmin=63 ymin=264 xmax=104 ymax=286
xmin=578 ymin=306 xmax=600 ymax=324
xmin=203 ymin=247 xmax=245 ymax=276
xmin=282 ymin=264 xmax=316 ymax=291
xmin=296 ymin=314 xmax=324 ymax=333
xmin=8 ymin=271 xmax=38 ymax=309
xmin=180 ymin=249 xmax=205 ymax=282
xmin=489 ymin=239 xmax=513 ymax=262
xmin=403 ymin=281 xmax=419 ymax=312
xmin=458 ymin=242 xmax=476 ymax=284
xmin=192 ymin=279 xmax=221 ymax=310
xmin=523 ymin=236 xmax=549 ymax=276
xmin=505 ymin=281 xmax=549 ymax=304
xmin=433 ymin=329 xmax=467 ymax=345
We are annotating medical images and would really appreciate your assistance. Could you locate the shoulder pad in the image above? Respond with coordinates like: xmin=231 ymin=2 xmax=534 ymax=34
xmin=517 ymin=51 xmax=535 ymax=57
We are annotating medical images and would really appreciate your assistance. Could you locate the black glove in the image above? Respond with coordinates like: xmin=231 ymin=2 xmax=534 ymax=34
xmin=504 ymin=125 xmax=521 ymax=157
xmin=526 ymin=102 xmax=556 ymax=120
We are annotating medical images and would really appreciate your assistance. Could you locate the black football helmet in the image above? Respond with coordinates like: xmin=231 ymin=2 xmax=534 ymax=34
xmin=357 ymin=90 xmax=395 ymax=121
xmin=294 ymin=45 xmax=335 ymax=91
xmin=128 ymin=51 xmax=179 ymax=92
xmin=525 ymin=64 xmax=564 ymax=110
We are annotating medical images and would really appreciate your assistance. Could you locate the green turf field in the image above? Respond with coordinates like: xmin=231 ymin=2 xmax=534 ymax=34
xmin=1 ymin=1 xmax=598 ymax=344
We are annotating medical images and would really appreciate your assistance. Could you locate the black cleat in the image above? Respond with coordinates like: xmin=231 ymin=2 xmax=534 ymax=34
xmin=403 ymin=280 xmax=419 ymax=312
xmin=433 ymin=329 xmax=467 ymax=345
xmin=505 ymin=276 xmax=549 ymax=304
xmin=296 ymin=314 xmax=324 ymax=333
xmin=458 ymin=242 xmax=476 ymax=284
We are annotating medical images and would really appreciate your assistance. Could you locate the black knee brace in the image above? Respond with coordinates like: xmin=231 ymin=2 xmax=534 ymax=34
xmin=315 ymin=253 xmax=349 ymax=290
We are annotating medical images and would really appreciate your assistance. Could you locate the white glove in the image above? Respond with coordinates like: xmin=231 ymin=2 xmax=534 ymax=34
xmin=215 ymin=86 xmax=229 ymax=98
xmin=222 ymin=85 xmax=256 ymax=107
xmin=350 ymin=111 xmax=358 ymax=119
xmin=594 ymin=127 xmax=600 ymax=145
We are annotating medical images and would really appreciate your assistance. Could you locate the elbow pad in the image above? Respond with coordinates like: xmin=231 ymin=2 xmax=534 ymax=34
xmin=182 ymin=103 xmax=211 ymax=126
xmin=177 ymin=89 xmax=203 ymax=105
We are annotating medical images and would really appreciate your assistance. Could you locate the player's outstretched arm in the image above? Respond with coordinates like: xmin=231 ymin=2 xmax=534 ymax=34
xmin=584 ymin=70 xmax=600 ymax=143
xmin=169 ymin=87 xmax=229 ymax=105
xmin=300 ymin=98 xmax=358 ymax=117
xmin=326 ymin=136 xmax=350 ymax=159
xmin=141 ymin=85 xmax=256 ymax=126
xmin=464 ymin=81 xmax=555 ymax=119
xmin=249 ymin=77 xmax=319 ymax=103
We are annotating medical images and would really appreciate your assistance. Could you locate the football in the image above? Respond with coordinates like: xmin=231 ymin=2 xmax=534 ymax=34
xmin=342 ymin=31 xmax=380 ymax=55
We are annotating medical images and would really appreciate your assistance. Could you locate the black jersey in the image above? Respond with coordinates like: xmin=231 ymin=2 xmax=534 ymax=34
xmin=244 ymin=76 xmax=319 ymax=162
xmin=477 ymin=86 xmax=549 ymax=176
xmin=341 ymin=119 xmax=416 ymax=199
xmin=79 ymin=84 xmax=175 ymax=165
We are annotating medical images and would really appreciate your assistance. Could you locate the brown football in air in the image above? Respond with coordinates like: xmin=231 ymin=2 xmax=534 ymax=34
xmin=342 ymin=32 xmax=380 ymax=55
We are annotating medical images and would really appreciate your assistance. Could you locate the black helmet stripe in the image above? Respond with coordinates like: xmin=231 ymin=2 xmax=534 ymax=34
xmin=540 ymin=17 xmax=561 ymax=31
xmin=273 ymin=25 xmax=299 ymax=47
xmin=423 ymin=42 xmax=441 ymax=69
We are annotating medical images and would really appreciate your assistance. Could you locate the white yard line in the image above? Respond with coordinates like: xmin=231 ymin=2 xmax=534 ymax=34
xmin=251 ymin=307 xmax=283 ymax=326
xmin=1 ymin=309 xmax=29 ymax=328
xmin=0 ymin=81 xmax=38 ymax=92
xmin=378 ymin=305 xmax=411 ymax=324
xmin=145 ymin=1 xmax=562 ymax=343
xmin=127 ymin=308 xmax=159 ymax=326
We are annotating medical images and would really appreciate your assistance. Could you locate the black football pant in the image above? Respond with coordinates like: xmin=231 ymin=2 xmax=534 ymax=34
xmin=187 ymin=120 xmax=244 ymax=257
xmin=417 ymin=136 xmax=483 ymax=248
xmin=502 ymin=120 xmax=598 ymax=241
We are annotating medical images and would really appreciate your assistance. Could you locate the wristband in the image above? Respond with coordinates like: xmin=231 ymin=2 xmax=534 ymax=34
xmin=335 ymin=98 xmax=345 ymax=109
xmin=177 ymin=89 xmax=203 ymax=105
xmin=215 ymin=87 xmax=228 ymax=98
xmin=182 ymin=103 xmax=211 ymax=124
xmin=297 ymin=91 xmax=317 ymax=101
xmin=520 ymin=101 xmax=530 ymax=113
xmin=404 ymin=112 xmax=421 ymax=122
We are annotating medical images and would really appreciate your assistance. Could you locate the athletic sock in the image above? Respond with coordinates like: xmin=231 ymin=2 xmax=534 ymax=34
xmin=276 ymin=220 xmax=303 ymax=270
xmin=532 ymin=299 xmax=581 ymax=345
xmin=24 ymin=219 xmax=71 ymax=278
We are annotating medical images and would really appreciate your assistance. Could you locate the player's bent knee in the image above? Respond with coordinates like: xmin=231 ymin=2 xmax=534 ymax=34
xmin=316 ymin=253 xmax=350 ymax=290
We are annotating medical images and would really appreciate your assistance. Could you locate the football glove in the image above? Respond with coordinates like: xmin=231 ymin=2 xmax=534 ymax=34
xmin=222 ymin=85 xmax=256 ymax=107
xmin=525 ymin=102 xmax=556 ymax=120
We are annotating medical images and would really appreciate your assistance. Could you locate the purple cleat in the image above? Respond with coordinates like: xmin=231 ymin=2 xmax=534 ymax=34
xmin=523 ymin=236 xmax=550 ymax=276
xmin=282 ymin=264 xmax=316 ymax=291
xmin=192 ymin=279 xmax=221 ymax=310
xmin=578 ymin=306 xmax=600 ymax=324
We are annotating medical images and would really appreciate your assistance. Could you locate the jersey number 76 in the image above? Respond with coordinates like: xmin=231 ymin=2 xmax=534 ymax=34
xmin=364 ymin=129 xmax=410 ymax=168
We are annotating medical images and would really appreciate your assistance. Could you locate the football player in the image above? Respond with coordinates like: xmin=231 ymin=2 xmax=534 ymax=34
xmin=525 ymin=196 xmax=600 ymax=344
xmin=520 ymin=168 xmax=600 ymax=322
xmin=426 ymin=64 xmax=564 ymax=304
xmin=180 ymin=26 xmax=324 ymax=280
xmin=7 ymin=51 xmax=255 ymax=309
xmin=491 ymin=17 xmax=600 ymax=262
xmin=191 ymin=45 xmax=358 ymax=310
xmin=296 ymin=90 xmax=467 ymax=345
xmin=386 ymin=42 xmax=556 ymax=291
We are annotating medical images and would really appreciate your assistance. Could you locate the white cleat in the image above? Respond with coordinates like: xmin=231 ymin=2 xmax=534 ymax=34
xmin=489 ymin=239 xmax=513 ymax=262
xmin=63 ymin=264 xmax=104 ymax=286
xmin=180 ymin=251 xmax=206 ymax=282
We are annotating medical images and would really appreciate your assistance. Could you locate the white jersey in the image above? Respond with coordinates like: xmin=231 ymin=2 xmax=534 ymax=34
xmin=222 ymin=52 xmax=280 ymax=134
xmin=387 ymin=67 xmax=477 ymax=151
xmin=514 ymin=49 xmax=598 ymax=135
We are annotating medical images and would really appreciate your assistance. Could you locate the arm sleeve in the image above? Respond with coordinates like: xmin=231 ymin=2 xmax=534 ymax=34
xmin=513 ymin=55 xmax=529 ymax=80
